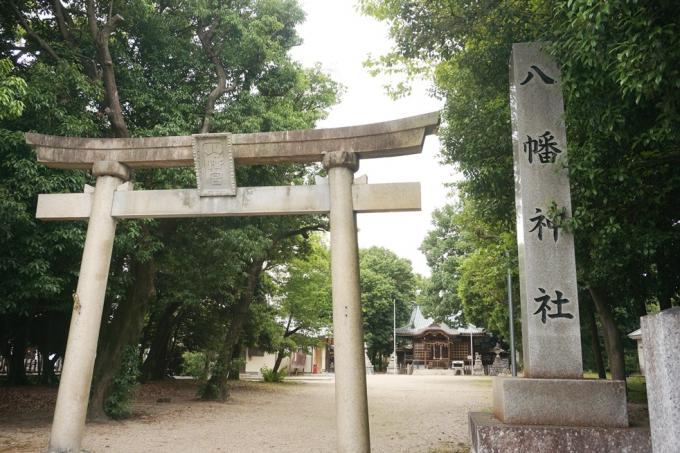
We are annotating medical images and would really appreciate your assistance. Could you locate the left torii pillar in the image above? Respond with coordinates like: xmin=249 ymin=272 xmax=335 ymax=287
xmin=48 ymin=161 xmax=130 ymax=453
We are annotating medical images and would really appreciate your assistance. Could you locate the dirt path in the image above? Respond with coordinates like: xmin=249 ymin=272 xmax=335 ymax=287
xmin=0 ymin=375 xmax=492 ymax=453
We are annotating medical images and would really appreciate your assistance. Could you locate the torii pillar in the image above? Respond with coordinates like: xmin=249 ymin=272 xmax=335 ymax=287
xmin=324 ymin=151 xmax=370 ymax=452
xmin=49 ymin=161 xmax=130 ymax=452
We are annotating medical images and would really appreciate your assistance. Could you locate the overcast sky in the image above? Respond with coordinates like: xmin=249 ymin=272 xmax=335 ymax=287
xmin=290 ymin=0 xmax=459 ymax=276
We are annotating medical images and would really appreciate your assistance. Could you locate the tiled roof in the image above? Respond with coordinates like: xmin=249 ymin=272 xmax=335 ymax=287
xmin=395 ymin=305 xmax=485 ymax=337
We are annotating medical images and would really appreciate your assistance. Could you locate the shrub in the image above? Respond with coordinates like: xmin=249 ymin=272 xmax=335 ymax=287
xmin=261 ymin=366 xmax=286 ymax=383
xmin=104 ymin=345 xmax=140 ymax=419
xmin=181 ymin=351 xmax=209 ymax=379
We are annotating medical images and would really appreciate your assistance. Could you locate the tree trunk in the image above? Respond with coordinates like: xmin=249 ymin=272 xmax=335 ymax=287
xmin=7 ymin=316 xmax=29 ymax=386
xmin=585 ymin=296 xmax=606 ymax=379
xmin=196 ymin=19 xmax=230 ymax=134
xmin=141 ymin=301 xmax=181 ymax=381
xmin=203 ymin=260 xmax=262 ymax=401
xmin=85 ymin=0 xmax=128 ymax=138
xmin=228 ymin=343 xmax=242 ymax=381
xmin=272 ymin=349 xmax=286 ymax=374
xmin=88 ymin=258 xmax=156 ymax=420
xmin=589 ymin=286 xmax=626 ymax=381
xmin=656 ymin=258 xmax=675 ymax=311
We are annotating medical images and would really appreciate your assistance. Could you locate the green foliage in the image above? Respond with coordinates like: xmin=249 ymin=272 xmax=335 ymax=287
xmin=104 ymin=345 xmax=140 ymax=420
xmin=360 ymin=247 xmax=416 ymax=369
xmin=626 ymin=376 xmax=647 ymax=404
xmin=0 ymin=59 xmax=27 ymax=120
xmin=420 ymin=199 xmax=520 ymax=342
xmin=262 ymin=234 xmax=332 ymax=370
xmin=273 ymin=235 xmax=332 ymax=331
xmin=0 ymin=0 xmax=340 ymax=404
xmin=260 ymin=366 xmax=286 ymax=382
xmin=363 ymin=0 xmax=680 ymax=369
xmin=181 ymin=351 xmax=210 ymax=379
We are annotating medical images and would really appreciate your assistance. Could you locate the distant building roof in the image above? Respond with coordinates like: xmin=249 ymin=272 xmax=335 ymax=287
xmin=628 ymin=328 xmax=642 ymax=340
xmin=395 ymin=305 xmax=485 ymax=337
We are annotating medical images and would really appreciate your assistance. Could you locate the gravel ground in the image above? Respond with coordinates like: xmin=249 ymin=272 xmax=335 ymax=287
xmin=0 ymin=374 xmax=492 ymax=453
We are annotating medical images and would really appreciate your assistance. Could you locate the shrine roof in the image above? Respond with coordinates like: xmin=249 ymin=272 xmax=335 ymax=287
xmin=628 ymin=328 xmax=642 ymax=340
xmin=395 ymin=305 xmax=485 ymax=337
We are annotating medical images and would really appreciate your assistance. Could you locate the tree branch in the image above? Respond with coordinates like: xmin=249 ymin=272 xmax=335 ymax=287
xmin=52 ymin=0 xmax=74 ymax=44
xmin=284 ymin=325 xmax=303 ymax=338
xmin=51 ymin=0 xmax=100 ymax=81
xmin=196 ymin=19 xmax=231 ymax=134
xmin=283 ymin=315 xmax=293 ymax=336
xmin=273 ymin=224 xmax=328 ymax=243
xmin=86 ymin=0 xmax=129 ymax=137
xmin=9 ymin=0 xmax=60 ymax=61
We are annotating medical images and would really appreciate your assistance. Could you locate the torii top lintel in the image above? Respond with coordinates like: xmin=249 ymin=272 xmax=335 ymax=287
xmin=26 ymin=112 xmax=440 ymax=170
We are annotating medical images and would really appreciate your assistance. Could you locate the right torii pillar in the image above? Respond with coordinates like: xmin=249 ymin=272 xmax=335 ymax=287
xmin=467 ymin=42 xmax=651 ymax=453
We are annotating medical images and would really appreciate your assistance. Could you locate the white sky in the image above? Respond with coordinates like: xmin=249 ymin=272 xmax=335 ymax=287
xmin=290 ymin=0 xmax=458 ymax=276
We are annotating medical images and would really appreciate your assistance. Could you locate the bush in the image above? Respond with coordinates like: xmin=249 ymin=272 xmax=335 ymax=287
xmin=181 ymin=351 xmax=209 ymax=379
xmin=261 ymin=366 xmax=286 ymax=383
xmin=104 ymin=345 xmax=140 ymax=419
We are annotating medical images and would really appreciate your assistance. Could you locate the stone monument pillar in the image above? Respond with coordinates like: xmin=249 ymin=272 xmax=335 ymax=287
xmin=323 ymin=151 xmax=370 ymax=453
xmin=468 ymin=43 xmax=650 ymax=452
xmin=48 ymin=161 xmax=130 ymax=453
xmin=641 ymin=307 xmax=680 ymax=452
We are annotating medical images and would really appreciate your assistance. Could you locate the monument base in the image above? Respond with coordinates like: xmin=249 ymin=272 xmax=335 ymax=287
xmin=469 ymin=412 xmax=651 ymax=453
xmin=493 ymin=377 xmax=628 ymax=427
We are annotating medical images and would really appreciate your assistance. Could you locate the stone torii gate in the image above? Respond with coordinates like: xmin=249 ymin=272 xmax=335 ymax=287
xmin=26 ymin=112 xmax=439 ymax=453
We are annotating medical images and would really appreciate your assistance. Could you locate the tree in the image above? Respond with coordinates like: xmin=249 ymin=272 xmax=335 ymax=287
xmin=420 ymin=198 xmax=520 ymax=343
xmin=359 ymin=247 xmax=416 ymax=370
xmin=268 ymin=234 xmax=332 ymax=374
xmin=0 ymin=0 xmax=340 ymax=414
xmin=362 ymin=0 xmax=680 ymax=380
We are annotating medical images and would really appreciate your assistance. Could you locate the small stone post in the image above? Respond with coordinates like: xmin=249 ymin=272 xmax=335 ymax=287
xmin=641 ymin=307 xmax=680 ymax=453
xmin=48 ymin=161 xmax=130 ymax=453
xmin=323 ymin=151 xmax=370 ymax=453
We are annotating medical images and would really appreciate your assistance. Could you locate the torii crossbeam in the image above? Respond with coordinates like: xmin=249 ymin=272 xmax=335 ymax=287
xmin=27 ymin=112 xmax=440 ymax=453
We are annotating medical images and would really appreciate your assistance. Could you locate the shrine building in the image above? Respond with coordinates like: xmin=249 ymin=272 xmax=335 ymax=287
xmin=395 ymin=306 xmax=487 ymax=371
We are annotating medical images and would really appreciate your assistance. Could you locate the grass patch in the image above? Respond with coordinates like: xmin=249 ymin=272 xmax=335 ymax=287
xmin=626 ymin=375 xmax=647 ymax=404
xmin=583 ymin=372 xmax=647 ymax=404
xmin=427 ymin=442 xmax=470 ymax=453
xmin=468 ymin=377 xmax=493 ymax=387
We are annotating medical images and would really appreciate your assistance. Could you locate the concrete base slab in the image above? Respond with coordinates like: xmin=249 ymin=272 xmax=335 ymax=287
xmin=469 ymin=412 xmax=651 ymax=453
xmin=493 ymin=377 xmax=628 ymax=427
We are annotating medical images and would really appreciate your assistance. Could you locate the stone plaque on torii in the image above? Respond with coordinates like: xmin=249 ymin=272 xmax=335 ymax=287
xmin=26 ymin=112 xmax=439 ymax=453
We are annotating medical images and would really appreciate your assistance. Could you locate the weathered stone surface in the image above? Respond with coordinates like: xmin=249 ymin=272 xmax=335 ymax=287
xmin=36 ymin=182 xmax=421 ymax=220
xmin=473 ymin=353 xmax=485 ymax=376
xmin=47 ymin=174 xmax=125 ymax=453
xmin=488 ymin=355 xmax=511 ymax=377
xmin=326 ymin=152 xmax=371 ymax=452
xmin=469 ymin=412 xmax=651 ymax=453
xmin=385 ymin=353 xmax=397 ymax=374
xmin=510 ymin=42 xmax=582 ymax=378
xmin=493 ymin=377 xmax=628 ymax=428
xmin=25 ymin=112 xmax=440 ymax=169
xmin=641 ymin=307 xmax=680 ymax=453
xmin=91 ymin=160 xmax=130 ymax=180
xmin=322 ymin=150 xmax=359 ymax=171
xmin=192 ymin=132 xmax=236 ymax=196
